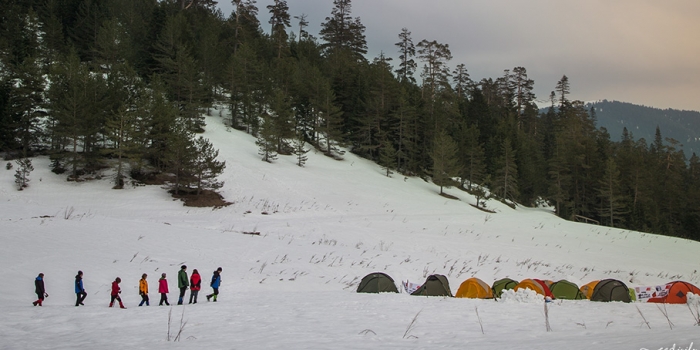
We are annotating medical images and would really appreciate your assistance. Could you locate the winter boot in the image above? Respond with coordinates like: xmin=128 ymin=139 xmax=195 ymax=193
xmin=206 ymin=295 xmax=211 ymax=302
xmin=119 ymin=302 xmax=126 ymax=309
xmin=146 ymin=301 xmax=149 ymax=306
xmin=109 ymin=302 xmax=113 ymax=307
xmin=38 ymin=300 xmax=43 ymax=306
xmin=213 ymin=295 xmax=217 ymax=302
xmin=139 ymin=300 xmax=144 ymax=306
xmin=32 ymin=301 xmax=38 ymax=306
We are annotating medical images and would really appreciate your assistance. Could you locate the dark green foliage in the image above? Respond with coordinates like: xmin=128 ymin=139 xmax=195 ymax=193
xmin=0 ymin=0 xmax=699 ymax=237
xmin=14 ymin=157 xmax=33 ymax=190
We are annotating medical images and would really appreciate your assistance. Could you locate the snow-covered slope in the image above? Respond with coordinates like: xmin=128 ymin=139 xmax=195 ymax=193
xmin=1 ymin=111 xmax=699 ymax=349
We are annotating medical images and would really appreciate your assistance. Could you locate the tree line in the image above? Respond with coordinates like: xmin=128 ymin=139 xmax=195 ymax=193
xmin=0 ymin=0 xmax=698 ymax=240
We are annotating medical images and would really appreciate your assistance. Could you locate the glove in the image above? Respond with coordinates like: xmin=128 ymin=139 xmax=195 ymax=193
xmin=44 ymin=293 xmax=49 ymax=298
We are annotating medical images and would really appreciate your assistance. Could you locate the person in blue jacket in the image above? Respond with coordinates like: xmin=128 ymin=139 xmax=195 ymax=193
xmin=75 ymin=270 xmax=87 ymax=306
xmin=206 ymin=267 xmax=222 ymax=302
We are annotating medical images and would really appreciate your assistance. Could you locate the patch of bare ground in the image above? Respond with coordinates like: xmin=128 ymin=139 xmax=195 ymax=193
xmin=470 ymin=204 xmax=496 ymax=213
xmin=439 ymin=192 xmax=460 ymax=200
xmin=171 ymin=189 xmax=231 ymax=208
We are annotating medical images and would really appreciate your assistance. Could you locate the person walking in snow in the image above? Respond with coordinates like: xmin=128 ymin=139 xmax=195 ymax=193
xmin=109 ymin=277 xmax=126 ymax=309
xmin=158 ymin=273 xmax=170 ymax=306
xmin=177 ymin=265 xmax=189 ymax=305
xmin=75 ymin=271 xmax=87 ymax=306
xmin=188 ymin=269 xmax=201 ymax=304
xmin=138 ymin=273 xmax=149 ymax=306
xmin=33 ymin=273 xmax=48 ymax=306
xmin=206 ymin=267 xmax=222 ymax=302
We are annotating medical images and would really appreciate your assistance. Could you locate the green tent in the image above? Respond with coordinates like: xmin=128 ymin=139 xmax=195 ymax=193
xmin=590 ymin=279 xmax=631 ymax=303
xmin=549 ymin=280 xmax=586 ymax=300
xmin=492 ymin=278 xmax=518 ymax=298
xmin=357 ymin=272 xmax=399 ymax=293
xmin=411 ymin=275 xmax=452 ymax=297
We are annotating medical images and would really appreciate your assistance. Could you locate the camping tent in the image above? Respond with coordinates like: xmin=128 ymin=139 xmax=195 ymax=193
xmin=411 ymin=274 xmax=452 ymax=297
xmin=455 ymin=277 xmax=493 ymax=299
xmin=514 ymin=278 xmax=553 ymax=298
xmin=580 ymin=280 xmax=599 ymax=299
xmin=647 ymin=281 xmax=700 ymax=304
xmin=590 ymin=279 xmax=631 ymax=302
xmin=549 ymin=280 xmax=586 ymax=300
xmin=492 ymin=278 xmax=518 ymax=298
xmin=357 ymin=272 xmax=399 ymax=293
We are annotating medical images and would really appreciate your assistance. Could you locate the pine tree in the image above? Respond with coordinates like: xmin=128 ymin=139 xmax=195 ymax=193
xmin=597 ymin=157 xmax=627 ymax=227
xmin=458 ymin=124 xmax=486 ymax=190
xmin=430 ymin=130 xmax=461 ymax=195
xmin=492 ymin=138 xmax=519 ymax=203
xmin=256 ymin=112 xmax=278 ymax=163
xmin=166 ymin=118 xmax=196 ymax=195
xmin=14 ymin=157 xmax=33 ymax=190
xmin=267 ymin=0 xmax=291 ymax=59
xmin=319 ymin=0 xmax=367 ymax=60
xmin=452 ymin=63 xmax=471 ymax=100
xmin=292 ymin=131 xmax=309 ymax=167
xmin=192 ymin=136 xmax=226 ymax=195
xmin=394 ymin=28 xmax=416 ymax=83
xmin=379 ymin=136 xmax=397 ymax=177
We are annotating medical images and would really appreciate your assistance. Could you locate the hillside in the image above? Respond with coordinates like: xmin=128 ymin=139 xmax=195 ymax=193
xmin=588 ymin=100 xmax=700 ymax=157
xmin=1 ymin=112 xmax=699 ymax=349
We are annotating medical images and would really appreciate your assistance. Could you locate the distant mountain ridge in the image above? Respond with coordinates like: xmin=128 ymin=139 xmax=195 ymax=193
xmin=586 ymin=100 xmax=700 ymax=157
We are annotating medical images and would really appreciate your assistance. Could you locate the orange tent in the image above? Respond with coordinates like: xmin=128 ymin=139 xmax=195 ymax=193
xmin=647 ymin=281 xmax=700 ymax=304
xmin=514 ymin=278 xmax=553 ymax=298
xmin=580 ymin=280 xmax=599 ymax=299
xmin=455 ymin=277 xmax=493 ymax=299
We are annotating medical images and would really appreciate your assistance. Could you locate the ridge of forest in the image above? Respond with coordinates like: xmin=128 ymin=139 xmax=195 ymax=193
xmin=1 ymin=0 xmax=698 ymax=241
xmin=587 ymin=100 xmax=700 ymax=157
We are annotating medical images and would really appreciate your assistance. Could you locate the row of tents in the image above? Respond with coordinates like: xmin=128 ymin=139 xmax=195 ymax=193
xmin=356 ymin=272 xmax=700 ymax=304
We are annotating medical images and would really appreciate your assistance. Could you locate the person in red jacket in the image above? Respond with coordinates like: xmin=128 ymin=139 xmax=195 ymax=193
xmin=109 ymin=277 xmax=126 ymax=309
xmin=188 ymin=269 xmax=201 ymax=304
xmin=158 ymin=273 xmax=170 ymax=306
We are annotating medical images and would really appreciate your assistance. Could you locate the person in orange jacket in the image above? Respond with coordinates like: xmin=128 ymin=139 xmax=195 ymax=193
xmin=188 ymin=269 xmax=201 ymax=304
xmin=109 ymin=277 xmax=126 ymax=309
xmin=138 ymin=273 xmax=149 ymax=306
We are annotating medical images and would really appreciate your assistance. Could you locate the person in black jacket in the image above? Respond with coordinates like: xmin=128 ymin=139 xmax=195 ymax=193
xmin=33 ymin=273 xmax=48 ymax=306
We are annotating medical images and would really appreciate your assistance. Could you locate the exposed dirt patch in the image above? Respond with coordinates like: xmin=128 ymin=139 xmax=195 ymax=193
xmin=439 ymin=192 xmax=460 ymax=200
xmin=171 ymin=189 xmax=231 ymax=208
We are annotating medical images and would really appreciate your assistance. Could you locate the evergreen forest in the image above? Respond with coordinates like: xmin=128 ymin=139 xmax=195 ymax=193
xmin=1 ymin=0 xmax=699 ymax=241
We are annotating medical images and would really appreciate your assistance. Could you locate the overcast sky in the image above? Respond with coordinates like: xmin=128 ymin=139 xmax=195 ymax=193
xmin=218 ymin=0 xmax=700 ymax=111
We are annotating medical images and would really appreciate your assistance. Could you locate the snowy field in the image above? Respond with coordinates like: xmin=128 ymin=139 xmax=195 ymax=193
xmin=1 ymin=112 xmax=699 ymax=349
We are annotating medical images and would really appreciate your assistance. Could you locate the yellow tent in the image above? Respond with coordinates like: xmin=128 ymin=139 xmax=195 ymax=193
xmin=455 ymin=277 xmax=493 ymax=299
xmin=580 ymin=280 xmax=599 ymax=299
xmin=514 ymin=278 xmax=551 ymax=297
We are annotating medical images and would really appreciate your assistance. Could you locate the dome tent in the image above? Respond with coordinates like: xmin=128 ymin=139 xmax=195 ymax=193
xmin=590 ymin=279 xmax=631 ymax=303
xmin=492 ymin=278 xmax=518 ymax=298
xmin=455 ymin=277 xmax=493 ymax=299
xmin=411 ymin=274 xmax=452 ymax=297
xmin=514 ymin=278 xmax=553 ymax=298
xmin=549 ymin=280 xmax=586 ymax=300
xmin=647 ymin=281 xmax=700 ymax=304
xmin=356 ymin=272 xmax=399 ymax=293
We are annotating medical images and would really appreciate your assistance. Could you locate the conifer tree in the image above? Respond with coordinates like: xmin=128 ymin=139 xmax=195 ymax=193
xmin=458 ymin=124 xmax=486 ymax=190
xmin=430 ymin=130 xmax=461 ymax=195
xmin=597 ymin=157 xmax=627 ymax=227
xmin=267 ymin=0 xmax=291 ymax=59
xmin=379 ymin=136 xmax=397 ymax=177
xmin=192 ymin=136 xmax=226 ymax=195
xmin=319 ymin=0 xmax=367 ymax=60
xmin=293 ymin=131 xmax=309 ymax=167
xmin=14 ymin=157 xmax=33 ymax=190
xmin=395 ymin=28 xmax=416 ymax=83
xmin=492 ymin=138 xmax=519 ymax=203
xmin=166 ymin=118 xmax=196 ymax=195
xmin=256 ymin=112 xmax=278 ymax=163
xmin=452 ymin=63 xmax=471 ymax=100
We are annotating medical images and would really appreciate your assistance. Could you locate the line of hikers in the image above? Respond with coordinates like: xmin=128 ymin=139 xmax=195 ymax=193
xmin=32 ymin=266 xmax=223 ymax=308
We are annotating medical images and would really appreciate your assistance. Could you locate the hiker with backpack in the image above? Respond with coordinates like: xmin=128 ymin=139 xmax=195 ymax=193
xmin=206 ymin=267 xmax=222 ymax=302
xmin=189 ymin=269 xmax=201 ymax=304
xmin=138 ymin=273 xmax=149 ymax=306
xmin=158 ymin=273 xmax=170 ymax=306
xmin=109 ymin=277 xmax=126 ymax=309
xmin=177 ymin=265 xmax=189 ymax=305
xmin=33 ymin=273 xmax=48 ymax=306
xmin=75 ymin=271 xmax=87 ymax=306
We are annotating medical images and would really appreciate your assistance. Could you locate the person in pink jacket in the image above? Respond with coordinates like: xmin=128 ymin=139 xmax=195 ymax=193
xmin=158 ymin=273 xmax=170 ymax=306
